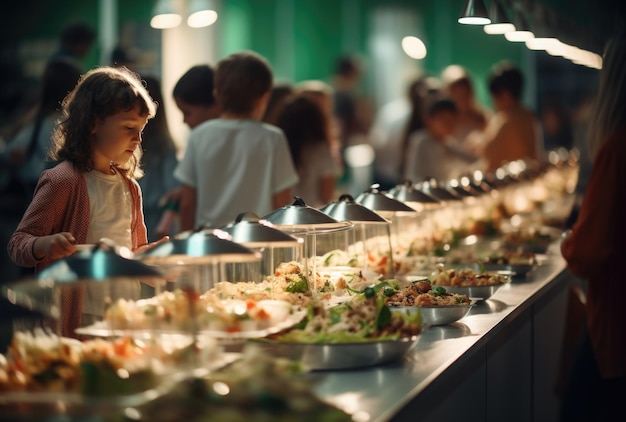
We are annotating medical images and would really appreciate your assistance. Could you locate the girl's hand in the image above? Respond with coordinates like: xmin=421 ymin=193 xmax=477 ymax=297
xmin=135 ymin=236 xmax=169 ymax=255
xmin=33 ymin=232 xmax=76 ymax=261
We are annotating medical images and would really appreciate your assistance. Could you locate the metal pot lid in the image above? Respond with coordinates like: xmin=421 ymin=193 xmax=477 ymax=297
xmin=37 ymin=239 xmax=164 ymax=283
xmin=221 ymin=212 xmax=303 ymax=247
xmin=417 ymin=179 xmax=463 ymax=202
xmin=354 ymin=185 xmax=417 ymax=213
xmin=139 ymin=229 xmax=261 ymax=265
xmin=262 ymin=197 xmax=353 ymax=233
xmin=387 ymin=180 xmax=441 ymax=204
xmin=320 ymin=194 xmax=389 ymax=224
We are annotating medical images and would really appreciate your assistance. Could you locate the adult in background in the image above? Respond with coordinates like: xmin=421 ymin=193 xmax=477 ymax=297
xmin=49 ymin=22 xmax=95 ymax=70
xmin=478 ymin=62 xmax=543 ymax=171
xmin=560 ymin=30 xmax=626 ymax=421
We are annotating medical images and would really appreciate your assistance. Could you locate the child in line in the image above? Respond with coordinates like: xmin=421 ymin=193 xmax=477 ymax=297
xmin=8 ymin=66 xmax=163 ymax=337
xmin=174 ymin=51 xmax=299 ymax=229
xmin=403 ymin=97 xmax=479 ymax=183
xmin=172 ymin=64 xmax=221 ymax=130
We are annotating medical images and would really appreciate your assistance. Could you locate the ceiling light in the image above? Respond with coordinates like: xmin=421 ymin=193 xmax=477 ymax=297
xmin=504 ymin=12 xmax=534 ymax=42
xmin=401 ymin=36 xmax=427 ymax=60
xmin=458 ymin=0 xmax=491 ymax=25
xmin=150 ymin=0 xmax=182 ymax=29
xmin=484 ymin=0 xmax=515 ymax=34
xmin=187 ymin=0 xmax=218 ymax=28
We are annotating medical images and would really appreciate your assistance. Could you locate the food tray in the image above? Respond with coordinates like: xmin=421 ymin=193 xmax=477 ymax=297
xmin=390 ymin=304 xmax=473 ymax=326
xmin=76 ymin=310 xmax=306 ymax=343
xmin=439 ymin=284 xmax=503 ymax=301
xmin=247 ymin=337 xmax=418 ymax=370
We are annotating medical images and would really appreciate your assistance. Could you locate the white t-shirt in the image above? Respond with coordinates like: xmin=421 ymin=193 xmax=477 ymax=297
xmin=293 ymin=142 xmax=340 ymax=208
xmin=83 ymin=169 xmax=139 ymax=319
xmin=369 ymin=98 xmax=411 ymax=184
xmin=174 ymin=119 xmax=299 ymax=228
xmin=404 ymin=129 xmax=478 ymax=183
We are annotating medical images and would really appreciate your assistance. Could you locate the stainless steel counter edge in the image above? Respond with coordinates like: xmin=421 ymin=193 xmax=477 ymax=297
xmin=313 ymin=242 xmax=572 ymax=421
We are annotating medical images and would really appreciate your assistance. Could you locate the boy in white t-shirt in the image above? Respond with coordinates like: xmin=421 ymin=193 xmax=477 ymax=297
xmin=174 ymin=51 xmax=299 ymax=229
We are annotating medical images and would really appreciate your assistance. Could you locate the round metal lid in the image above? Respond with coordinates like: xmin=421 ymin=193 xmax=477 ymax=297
xmin=262 ymin=197 xmax=353 ymax=233
xmin=37 ymin=239 xmax=164 ymax=283
xmin=139 ymin=229 xmax=261 ymax=265
xmin=387 ymin=180 xmax=441 ymax=204
xmin=320 ymin=194 xmax=390 ymax=224
xmin=221 ymin=212 xmax=303 ymax=247
xmin=354 ymin=185 xmax=417 ymax=213
xmin=417 ymin=179 xmax=463 ymax=202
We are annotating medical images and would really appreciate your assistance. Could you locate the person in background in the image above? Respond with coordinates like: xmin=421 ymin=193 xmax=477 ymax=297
xmin=49 ymin=22 xmax=95 ymax=70
xmin=276 ymin=94 xmax=340 ymax=207
xmin=540 ymin=99 xmax=573 ymax=152
xmin=331 ymin=54 xmax=372 ymax=151
xmin=172 ymin=64 xmax=220 ymax=130
xmin=559 ymin=32 xmax=626 ymax=421
xmin=441 ymin=65 xmax=489 ymax=149
xmin=174 ymin=51 xmax=299 ymax=229
xmin=296 ymin=79 xmax=343 ymax=180
xmin=138 ymin=75 xmax=180 ymax=242
xmin=403 ymin=97 xmax=478 ymax=183
xmin=7 ymin=66 xmax=163 ymax=337
xmin=370 ymin=75 xmax=442 ymax=189
xmin=262 ymin=82 xmax=294 ymax=125
xmin=1 ymin=60 xmax=82 ymax=213
xmin=478 ymin=62 xmax=544 ymax=171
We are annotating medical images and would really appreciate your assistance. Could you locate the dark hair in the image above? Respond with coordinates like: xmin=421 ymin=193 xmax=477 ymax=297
xmin=427 ymin=97 xmax=458 ymax=117
xmin=141 ymin=75 xmax=177 ymax=163
xmin=60 ymin=22 xmax=95 ymax=47
xmin=334 ymin=55 xmax=359 ymax=77
xmin=172 ymin=64 xmax=216 ymax=106
xmin=488 ymin=62 xmax=524 ymax=100
xmin=276 ymin=94 xmax=329 ymax=168
xmin=50 ymin=66 xmax=156 ymax=177
xmin=39 ymin=60 xmax=82 ymax=117
xmin=215 ymin=51 xmax=273 ymax=115
xmin=262 ymin=83 xmax=294 ymax=124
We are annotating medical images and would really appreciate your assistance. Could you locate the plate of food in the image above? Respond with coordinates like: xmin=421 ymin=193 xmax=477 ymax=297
xmin=76 ymin=290 xmax=306 ymax=342
xmin=386 ymin=279 xmax=473 ymax=326
xmin=502 ymin=226 xmax=561 ymax=254
xmin=250 ymin=295 xmax=421 ymax=370
xmin=429 ymin=264 xmax=510 ymax=300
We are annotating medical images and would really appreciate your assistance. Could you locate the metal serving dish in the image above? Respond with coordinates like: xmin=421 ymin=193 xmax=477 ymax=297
xmin=390 ymin=304 xmax=472 ymax=326
xmin=446 ymin=262 xmax=533 ymax=280
xmin=440 ymin=284 xmax=503 ymax=301
xmin=248 ymin=337 xmax=418 ymax=370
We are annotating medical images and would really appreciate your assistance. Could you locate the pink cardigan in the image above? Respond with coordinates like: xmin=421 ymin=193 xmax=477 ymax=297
xmin=8 ymin=161 xmax=147 ymax=337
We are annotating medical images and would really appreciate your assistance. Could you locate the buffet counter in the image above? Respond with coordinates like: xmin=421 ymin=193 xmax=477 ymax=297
xmin=315 ymin=242 xmax=576 ymax=422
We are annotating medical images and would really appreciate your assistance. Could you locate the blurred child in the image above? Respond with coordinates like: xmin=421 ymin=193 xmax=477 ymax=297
xmin=174 ymin=51 xmax=299 ymax=229
xmin=403 ymin=97 xmax=478 ymax=183
xmin=276 ymin=94 xmax=340 ymax=207
xmin=8 ymin=66 xmax=163 ymax=337
xmin=172 ymin=64 xmax=220 ymax=129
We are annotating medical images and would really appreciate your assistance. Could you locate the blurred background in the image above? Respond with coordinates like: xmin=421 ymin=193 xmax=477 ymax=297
xmin=1 ymin=0 xmax=622 ymax=152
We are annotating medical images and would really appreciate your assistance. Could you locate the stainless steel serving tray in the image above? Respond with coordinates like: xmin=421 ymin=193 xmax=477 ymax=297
xmin=390 ymin=304 xmax=473 ymax=326
xmin=440 ymin=284 xmax=503 ymax=301
xmin=248 ymin=337 xmax=418 ymax=370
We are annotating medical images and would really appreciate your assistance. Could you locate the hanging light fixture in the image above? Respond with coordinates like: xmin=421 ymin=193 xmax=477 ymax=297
xmin=484 ymin=0 xmax=515 ymax=34
xmin=150 ymin=0 xmax=183 ymax=29
xmin=187 ymin=0 xmax=218 ymax=28
xmin=458 ymin=0 xmax=491 ymax=25
xmin=504 ymin=10 xmax=534 ymax=42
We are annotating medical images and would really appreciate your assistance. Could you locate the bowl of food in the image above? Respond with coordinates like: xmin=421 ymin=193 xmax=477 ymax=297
xmin=250 ymin=295 xmax=421 ymax=370
xmin=390 ymin=304 xmax=472 ymax=326
xmin=385 ymin=279 xmax=472 ymax=326
xmin=430 ymin=264 xmax=510 ymax=301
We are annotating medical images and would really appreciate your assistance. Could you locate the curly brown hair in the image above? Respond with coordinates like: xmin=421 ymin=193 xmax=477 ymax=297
xmin=49 ymin=66 xmax=156 ymax=178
